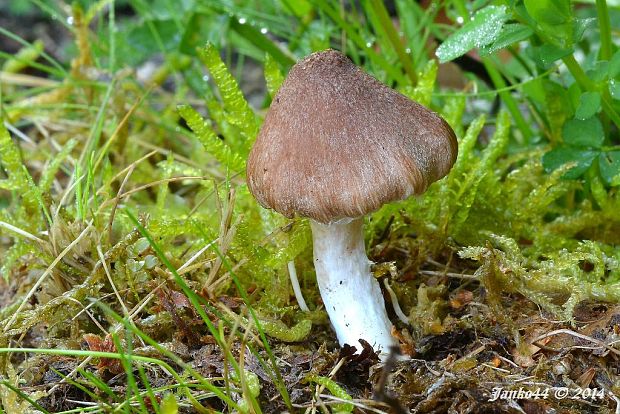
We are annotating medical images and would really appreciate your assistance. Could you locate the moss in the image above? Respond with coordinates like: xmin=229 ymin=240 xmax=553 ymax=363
xmin=409 ymin=284 xmax=449 ymax=336
xmin=305 ymin=374 xmax=354 ymax=412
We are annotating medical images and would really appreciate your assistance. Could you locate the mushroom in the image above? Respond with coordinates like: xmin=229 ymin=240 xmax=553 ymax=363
xmin=246 ymin=50 xmax=457 ymax=357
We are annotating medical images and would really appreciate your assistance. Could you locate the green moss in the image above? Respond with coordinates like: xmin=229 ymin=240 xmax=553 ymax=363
xmin=177 ymin=104 xmax=245 ymax=172
xmin=367 ymin=71 xmax=620 ymax=324
xmin=0 ymin=120 xmax=40 ymax=223
xmin=251 ymin=317 xmax=312 ymax=343
xmin=409 ymin=284 xmax=448 ymax=336
xmin=198 ymin=43 xmax=258 ymax=155
xmin=264 ymin=53 xmax=284 ymax=98
xmin=305 ymin=374 xmax=354 ymax=413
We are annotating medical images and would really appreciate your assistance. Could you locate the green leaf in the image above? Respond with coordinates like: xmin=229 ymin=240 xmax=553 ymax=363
xmin=610 ymin=50 xmax=620 ymax=78
xmin=567 ymin=82 xmax=581 ymax=111
xmin=572 ymin=18 xmax=596 ymax=43
xmin=480 ymin=24 xmax=534 ymax=56
xmin=524 ymin=0 xmax=574 ymax=48
xmin=542 ymin=147 xmax=598 ymax=179
xmin=127 ymin=19 xmax=179 ymax=57
xmin=610 ymin=79 xmax=620 ymax=100
xmin=522 ymin=78 xmax=545 ymax=104
xmin=435 ymin=5 xmax=508 ymax=63
xmin=524 ymin=0 xmax=571 ymax=25
xmin=528 ymin=44 xmax=573 ymax=69
xmin=160 ymin=393 xmax=178 ymax=414
xmin=282 ymin=0 xmax=312 ymax=17
xmin=599 ymin=151 xmax=620 ymax=186
xmin=542 ymin=79 xmax=573 ymax=142
xmin=574 ymin=92 xmax=601 ymax=120
xmin=8 ymin=0 xmax=35 ymax=14
xmin=127 ymin=0 xmax=193 ymax=20
xmin=562 ymin=117 xmax=604 ymax=148
xmin=586 ymin=61 xmax=609 ymax=83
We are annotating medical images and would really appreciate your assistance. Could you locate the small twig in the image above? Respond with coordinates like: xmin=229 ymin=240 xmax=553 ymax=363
xmin=383 ymin=279 xmax=408 ymax=324
xmin=108 ymin=164 xmax=134 ymax=245
xmin=482 ymin=363 xmax=511 ymax=373
xmin=0 ymin=71 xmax=59 ymax=87
xmin=99 ymin=175 xmax=208 ymax=211
xmin=532 ymin=329 xmax=620 ymax=357
xmin=96 ymin=245 xmax=131 ymax=321
xmin=426 ymin=257 xmax=455 ymax=270
xmin=0 ymin=220 xmax=45 ymax=243
xmin=177 ymin=238 xmax=219 ymax=273
xmin=134 ymin=138 xmax=203 ymax=170
xmin=288 ymin=260 xmax=310 ymax=312
xmin=318 ymin=394 xmax=390 ymax=413
xmin=309 ymin=357 xmax=347 ymax=414
xmin=71 ymin=291 xmax=118 ymax=321
xmin=64 ymin=399 xmax=99 ymax=407
xmin=104 ymin=150 xmax=158 ymax=186
xmin=64 ymin=296 xmax=107 ymax=334
xmin=4 ymin=121 xmax=35 ymax=144
xmin=512 ymin=375 xmax=536 ymax=383
xmin=47 ymin=356 xmax=93 ymax=395
xmin=424 ymin=361 xmax=442 ymax=377
xmin=418 ymin=270 xmax=478 ymax=280
xmin=494 ymin=353 xmax=520 ymax=369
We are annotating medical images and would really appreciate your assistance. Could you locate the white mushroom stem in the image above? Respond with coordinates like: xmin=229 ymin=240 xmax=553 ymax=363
xmin=310 ymin=218 xmax=396 ymax=358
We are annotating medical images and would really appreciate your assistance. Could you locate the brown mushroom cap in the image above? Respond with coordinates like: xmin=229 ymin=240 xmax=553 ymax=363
xmin=247 ymin=49 xmax=458 ymax=224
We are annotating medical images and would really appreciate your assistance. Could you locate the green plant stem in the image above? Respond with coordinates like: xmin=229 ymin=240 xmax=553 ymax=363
xmin=0 ymin=348 xmax=179 ymax=384
xmin=562 ymin=55 xmax=620 ymax=130
xmin=592 ymin=0 xmax=613 ymax=136
xmin=562 ymin=55 xmax=596 ymax=89
xmin=592 ymin=0 xmax=614 ymax=137
xmin=108 ymin=0 xmax=116 ymax=73
xmin=368 ymin=0 xmax=417 ymax=85
xmin=596 ymin=0 xmax=612 ymax=61
xmin=482 ymin=57 xmax=533 ymax=144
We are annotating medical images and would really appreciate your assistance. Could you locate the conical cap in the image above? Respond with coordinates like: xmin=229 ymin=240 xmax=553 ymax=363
xmin=247 ymin=49 xmax=458 ymax=224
